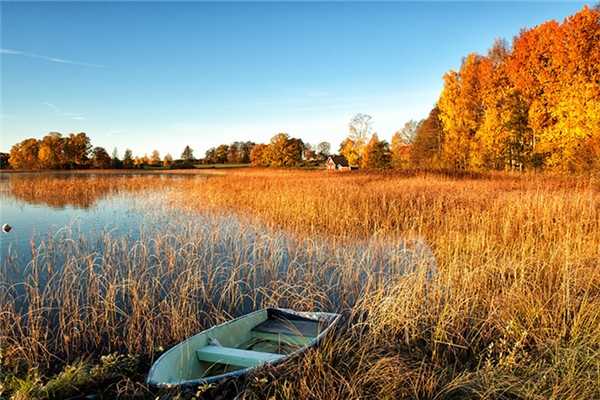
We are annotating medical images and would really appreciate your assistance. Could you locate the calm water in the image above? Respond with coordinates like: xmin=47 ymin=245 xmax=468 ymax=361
xmin=0 ymin=172 xmax=197 ymax=265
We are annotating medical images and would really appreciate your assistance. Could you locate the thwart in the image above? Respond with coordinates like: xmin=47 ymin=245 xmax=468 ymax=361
xmin=146 ymin=308 xmax=341 ymax=387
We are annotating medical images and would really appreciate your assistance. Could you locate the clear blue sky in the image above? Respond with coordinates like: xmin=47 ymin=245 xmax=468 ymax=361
xmin=0 ymin=1 xmax=589 ymax=158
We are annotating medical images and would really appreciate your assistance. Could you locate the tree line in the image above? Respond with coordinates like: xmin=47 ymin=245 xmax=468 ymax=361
xmin=411 ymin=5 xmax=600 ymax=172
xmin=4 ymin=132 xmax=200 ymax=170
xmin=334 ymin=113 xmax=417 ymax=169
xmin=249 ymin=134 xmax=330 ymax=167
xmin=204 ymin=135 xmax=333 ymax=167
xmin=2 ymin=129 xmax=338 ymax=170
xmin=3 ymin=130 xmax=333 ymax=170
xmin=8 ymin=132 xmax=94 ymax=169
xmin=200 ymin=115 xmax=415 ymax=170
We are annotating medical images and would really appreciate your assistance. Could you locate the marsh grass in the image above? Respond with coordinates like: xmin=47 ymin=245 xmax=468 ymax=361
xmin=1 ymin=172 xmax=204 ymax=209
xmin=0 ymin=169 xmax=598 ymax=399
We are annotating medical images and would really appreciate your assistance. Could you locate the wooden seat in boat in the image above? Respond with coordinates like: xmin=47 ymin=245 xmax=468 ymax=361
xmin=196 ymin=345 xmax=284 ymax=368
xmin=252 ymin=318 xmax=322 ymax=337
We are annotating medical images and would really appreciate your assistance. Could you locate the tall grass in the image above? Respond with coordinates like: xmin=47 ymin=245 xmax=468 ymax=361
xmin=1 ymin=172 xmax=203 ymax=208
xmin=0 ymin=169 xmax=598 ymax=399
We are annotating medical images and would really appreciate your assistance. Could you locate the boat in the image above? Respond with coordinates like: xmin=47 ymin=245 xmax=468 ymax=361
xmin=146 ymin=308 xmax=341 ymax=387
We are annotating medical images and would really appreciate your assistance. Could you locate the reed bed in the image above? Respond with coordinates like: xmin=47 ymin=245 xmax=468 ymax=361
xmin=0 ymin=172 xmax=202 ymax=209
xmin=0 ymin=169 xmax=598 ymax=399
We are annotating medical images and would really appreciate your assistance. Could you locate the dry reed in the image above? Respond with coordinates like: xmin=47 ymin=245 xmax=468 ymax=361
xmin=0 ymin=169 xmax=598 ymax=399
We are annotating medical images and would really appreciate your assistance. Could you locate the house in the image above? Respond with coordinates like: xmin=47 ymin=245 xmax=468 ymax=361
xmin=326 ymin=155 xmax=351 ymax=171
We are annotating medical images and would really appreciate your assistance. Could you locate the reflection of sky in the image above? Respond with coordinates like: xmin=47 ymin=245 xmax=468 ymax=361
xmin=0 ymin=192 xmax=147 ymax=264
xmin=0 ymin=173 xmax=207 ymax=267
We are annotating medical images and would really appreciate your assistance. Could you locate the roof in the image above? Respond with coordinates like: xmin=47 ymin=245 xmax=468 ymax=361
xmin=329 ymin=155 xmax=349 ymax=167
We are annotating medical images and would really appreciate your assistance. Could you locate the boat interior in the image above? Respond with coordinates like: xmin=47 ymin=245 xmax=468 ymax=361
xmin=196 ymin=318 xmax=320 ymax=376
xmin=196 ymin=310 xmax=326 ymax=377
xmin=148 ymin=309 xmax=331 ymax=385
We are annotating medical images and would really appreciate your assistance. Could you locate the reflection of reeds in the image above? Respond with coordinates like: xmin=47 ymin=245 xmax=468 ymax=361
xmin=2 ymin=173 xmax=201 ymax=209
xmin=1 ymin=169 xmax=599 ymax=399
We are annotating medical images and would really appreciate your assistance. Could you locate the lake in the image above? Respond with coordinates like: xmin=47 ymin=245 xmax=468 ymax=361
xmin=0 ymin=172 xmax=205 ymax=268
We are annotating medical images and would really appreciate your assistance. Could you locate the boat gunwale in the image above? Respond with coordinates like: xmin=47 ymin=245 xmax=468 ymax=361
xmin=146 ymin=308 xmax=341 ymax=388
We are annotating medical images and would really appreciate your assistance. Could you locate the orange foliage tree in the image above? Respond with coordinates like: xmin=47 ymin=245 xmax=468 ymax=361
xmin=430 ymin=5 xmax=599 ymax=172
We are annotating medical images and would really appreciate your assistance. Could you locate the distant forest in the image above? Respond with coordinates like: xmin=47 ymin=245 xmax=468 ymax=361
xmin=2 ymin=6 xmax=598 ymax=172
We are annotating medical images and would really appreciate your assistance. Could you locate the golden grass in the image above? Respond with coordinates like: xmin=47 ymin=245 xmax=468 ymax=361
xmin=0 ymin=169 xmax=598 ymax=399
xmin=0 ymin=171 xmax=207 ymax=208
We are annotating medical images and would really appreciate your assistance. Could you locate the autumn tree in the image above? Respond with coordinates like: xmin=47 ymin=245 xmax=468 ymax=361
xmin=181 ymin=145 xmax=195 ymax=161
xmin=9 ymin=138 xmax=40 ymax=169
xmin=38 ymin=132 xmax=64 ymax=169
xmin=542 ymin=6 xmax=600 ymax=171
xmin=266 ymin=133 xmax=304 ymax=167
xmin=91 ymin=147 xmax=112 ymax=168
xmin=123 ymin=149 xmax=134 ymax=168
xmin=163 ymin=153 xmax=173 ymax=167
xmin=500 ymin=6 xmax=600 ymax=171
xmin=398 ymin=120 xmax=420 ymax=144
xmin=204 ymin=148 xmax=216 ymax=164
xmin=344 ymin=113 xmax=373 ymax=165
xmin=227 ymin=141 xmax=254 ymax=163
xmin=205 ymin=141 xmax=254 ymax=164
xmin=391 ymin=120 xmax=420 ymax=168
xmin=438 ymin=54 xmax=486 ymax=170
xmin=111 ymin=148 xmax=122 ymax=169
xmin=285 ymin=138 xmax=304 ymax=166
xmin=303 ymin=143 xmax=317 ymax=160
xmin=8 ymin=132 xmax=91 ymax=169
xmin=268 ymin=133 xmax=289 ymax=167
xmin=238 ymin=141 xmax=255 ymax=164
xmin=227 ymin=143 xmax=240 ymax=163
xmin=150 ymin=150 xmax=161 ymax=166
xmin=391 ymin=132 xmax=410 ymax=169
xmin=64 ymin=133 xmax=91 ymax=168
xmin=361 ymin=134 xmax=391 ymax=169
xmin=215 ymin=144 xmax=229 ymax=163
xmin=349 ymin=113 xmax=373 ymax=143
xmin=471 ymin=39 xmax=533 ymax=170
xmin=411 ymin=106 xmax=444 ymax=168
xmin=134 ymin=154 xmax=149 ymax=168
xmin=250 ymin=144 xmax=270 ymax=166
xmin=431 ymin=5 xmax=599 ymax=172
xmin=317 ymin=141 xmax=331 ymax=158
xmin=0 ymin=152 xmax=9 ymax=169
xmin=339 ymin=138 xmax=361 ymax=166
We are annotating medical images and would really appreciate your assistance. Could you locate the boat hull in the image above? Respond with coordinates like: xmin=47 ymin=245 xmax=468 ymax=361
xmin=146 ymin=308 xmax=340 ymax=387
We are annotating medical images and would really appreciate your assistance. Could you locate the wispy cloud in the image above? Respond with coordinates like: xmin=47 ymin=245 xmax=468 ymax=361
xmin=44 ymin=102 xmax=86 ymax=121
xmin=43 ymin=102 xmax=60 ymax=113
xmin=1 ymin=48 xmax=105 ymax=68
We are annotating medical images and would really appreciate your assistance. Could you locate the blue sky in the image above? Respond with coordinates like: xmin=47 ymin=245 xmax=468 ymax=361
xmin=0 ymin=1 xmax=589 ymax=158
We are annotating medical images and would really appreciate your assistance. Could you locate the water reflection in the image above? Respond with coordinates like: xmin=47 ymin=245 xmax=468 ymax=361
xmin=0 ymin=172 xmax=202 ymax=264
xmin=0 ymin=172 xmax=195 ymax=209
